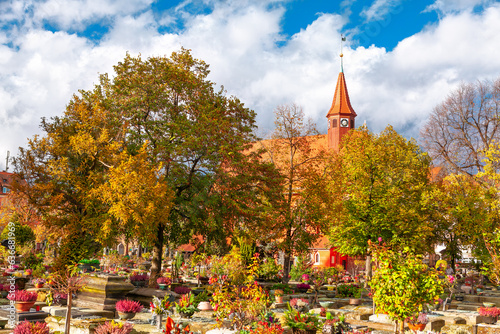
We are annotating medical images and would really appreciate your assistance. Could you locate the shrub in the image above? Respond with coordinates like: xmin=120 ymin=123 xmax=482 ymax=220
xmin=174 ymin=286 xmax=191 ymax=295
xmin=115 ymin=299 xmax=143 ymax=313
xmin=13 ymin=320 xmax=50 ymax=334
xmin=94 ymin=321 xmax=133 ymax=334
xmin=8 ymin=290 xmax=38 ymax=302
xmin=336 ymin=284 xmax=359 ymax=298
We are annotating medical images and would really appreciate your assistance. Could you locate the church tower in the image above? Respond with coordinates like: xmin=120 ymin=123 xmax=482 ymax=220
xmin=326 ymin=49 xmax=357 ymax=151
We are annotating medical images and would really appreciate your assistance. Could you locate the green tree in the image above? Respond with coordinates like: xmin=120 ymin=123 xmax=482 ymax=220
xmin=326 ymin=126 xmax=434 ymax=276
xmin=423 ymin=174 xmax=490 ymax=272
xmin=0 ymin=218 xmax=35 ymax=247
xmin=369 ymin=241 xmax=444 ymax=333
xmin=258 ymin=103 xmax=329 ymax=283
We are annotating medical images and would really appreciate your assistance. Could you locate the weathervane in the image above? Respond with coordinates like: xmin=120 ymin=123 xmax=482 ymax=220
xmin=340 ymin=34 xmax=346 ymax=73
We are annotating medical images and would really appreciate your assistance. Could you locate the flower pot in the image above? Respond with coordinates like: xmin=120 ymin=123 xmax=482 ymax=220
xmin=455 ymin=295 xmax=464 ymax=301
xmin=275 ymin=296 xmax=283 ymax=303
xmin=198 ymin=301 xmax=213 ymax=311
xmin=131 ymin=281 xmax=146 ymax=287
xmin=408 ymin=323 xmax=426 ymax=331
xmin=349 ymin=298 xmax=361 ymax=305
xmin=118 ymin=312 xmax=136 ymax=320
xmin=158 ymin=284 xmax=168 ymax=290
xmin=35 ymin=283 xmax=44 ymax=289
xmin=481 ymin=316 xmax=497 ymax=324
xmin=15 ymin=301 xmax=36 ymax=312
xmin=179 ymin=311 xmax=195 ymax=318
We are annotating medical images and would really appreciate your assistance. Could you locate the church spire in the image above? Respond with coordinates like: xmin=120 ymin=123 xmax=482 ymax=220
xmin=326 ymin=35 xmax=357 ymax=151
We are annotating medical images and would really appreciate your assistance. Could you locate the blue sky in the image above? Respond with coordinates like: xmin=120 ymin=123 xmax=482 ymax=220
xmin=1 ymin=0 xmax=500 ymax=170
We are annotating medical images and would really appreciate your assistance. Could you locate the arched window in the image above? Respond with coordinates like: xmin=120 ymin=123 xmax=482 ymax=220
xmin=314 ymin=252 xmax=320 ymax=264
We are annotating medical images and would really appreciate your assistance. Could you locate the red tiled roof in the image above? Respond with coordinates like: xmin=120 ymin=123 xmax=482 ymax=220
xmin=326 ymin=72 xmax=357 ymax=118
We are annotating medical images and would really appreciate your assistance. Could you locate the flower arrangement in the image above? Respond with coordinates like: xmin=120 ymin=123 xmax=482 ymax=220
xmin=478 ymin=307 xmax=500 ymax=318
xmin=289 ymin=298 xmax=309 ymax=307
xmin=33 ymin=278 xmax=46 ymax=285
xmin=8 ymin=290 xmax=38 ymax=302
xmin=175 ymin=293 xmax=198 ymax=316
xmin=406 ymin=312 xmax=429 ymax=325
xmin=274 ymin=289 xmax=284 ymax=297
xmin=246 ymin=320 xmax=284 ymax=334
xmin=116 ymin=299 xmax=143 ymax=313
xmin=150 ymin=295 xmax=172 ymax=315
xmin=157 ymin=277 xmax=171 ymax=285
xmin=173 ymin=286 xmax=191 ymax=295
xmin=324 ymin=312 xmax=350 ymax=333
xmin=129 ymin=273 xmax=149 ymax=282
xmin=283 ymin=304 xmax=321 ymax=332
xmin=13 ymin=320 xmax=50 ymax=334
xmin=94 ymin=320 xmax=133 ymax=334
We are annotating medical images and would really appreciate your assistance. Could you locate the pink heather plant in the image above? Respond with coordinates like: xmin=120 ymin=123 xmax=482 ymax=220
xmin=13 ymin=320 xmax=50 ymax=334
xmin=8 ymin=290 xmax=38 ymax=302
xmin=157 ymin=277 xmax=171 ymax=285
xmin=116 ymin=300 xmax=143 ymax=313
xmin=478 ymin=307 xmax=500 ymax=318
xmin=95 ymin=321 xmax=133 ymax=334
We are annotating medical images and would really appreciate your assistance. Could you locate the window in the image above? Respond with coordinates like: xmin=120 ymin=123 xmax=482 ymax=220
xmin=314 ymin=252 xmax=320 ymax=264
xmin=331 ymin=255 xmax=336 ymax=265
xmin=2 ymin=187 xmax=9 ymax=194
xmin=332 ymin=119 xmax=337 ymax=128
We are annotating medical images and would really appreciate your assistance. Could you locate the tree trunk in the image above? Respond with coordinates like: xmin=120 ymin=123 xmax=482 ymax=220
xmin=64 ymin=293 xmax=73 ymax=334
xmin=282 ymin=252 xmax=291 ymax=284
xmin=149 ymin=224 xmax=164 ymax=287
xmin=365 ymin=255 xmax=372 ymax=287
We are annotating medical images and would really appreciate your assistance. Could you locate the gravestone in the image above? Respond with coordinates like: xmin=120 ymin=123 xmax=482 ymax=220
xmin=72 ymin=275 xmax=134 ymax=311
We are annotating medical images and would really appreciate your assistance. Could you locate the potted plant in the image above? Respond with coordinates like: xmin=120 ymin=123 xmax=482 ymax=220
xmin=289 ymin=298 xmax=309 ymax=313
xmin=116 ymin=299 xmax=143 ymax=320
xmin=478 ymin=307 xmax=500 ymax=324
xmin=157 ymin=276 xmax=171 ymax=290
xmin=406 ymin=313 xmax=429 ymax=332
xmin=129 ymin=273 xmax=149 ymax=287
xmin=274 ymin=289 xmax=284 ymax=303
xmin=349 ymin=287 xmax=362 ymax=305
xmin=175 ymin=293 xmax=199 ymax=318
xmin=8 ymin=290 xmax=38 ymax=312
xmin=33 ymin=278 xmax=46 ymax=289
xmin=322 ymin=312 xmax=350 ymax=334
xmin=283 ymin=303 xmax=321 ymax=334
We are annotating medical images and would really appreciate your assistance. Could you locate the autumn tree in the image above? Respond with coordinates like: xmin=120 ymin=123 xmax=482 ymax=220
xmin=257 ymin=103 xmax=329 ymax=283
xmin=327 ymin=126 xmax=434 ymax=276
xmin=423 ymin=174 xmax=490 ymax=271
xmin=421 ymin=77 xmax=500 ymax=176
xmin=15 ymin=49 xmax=273 ymax=281
xmin=13 ymin=90 xmax=122 ymax=270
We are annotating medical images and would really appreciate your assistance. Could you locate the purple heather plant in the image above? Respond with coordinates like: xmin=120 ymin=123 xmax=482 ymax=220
xmin=116 ymin=299 xmax=143 ymax=313
xmin=296 ymin=283 xmax=311 ymax=290
xmin=174 ymin=286 xmax=191 ymax=295
xmin=129 ymin=273 xmax=149 ymax=282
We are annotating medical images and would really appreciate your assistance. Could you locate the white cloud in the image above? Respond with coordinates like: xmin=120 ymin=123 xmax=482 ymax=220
xmin=425 ymin=0 xmax=494 ymax=14
xmin=1 ymin=0 xmax=500 ymax=171
xmin=361 ymin=0 xmax=403 ymax=22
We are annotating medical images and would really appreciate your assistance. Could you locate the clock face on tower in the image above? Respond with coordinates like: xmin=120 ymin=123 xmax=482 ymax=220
xmin=340 ymin=118 xmax=349 ymax=128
